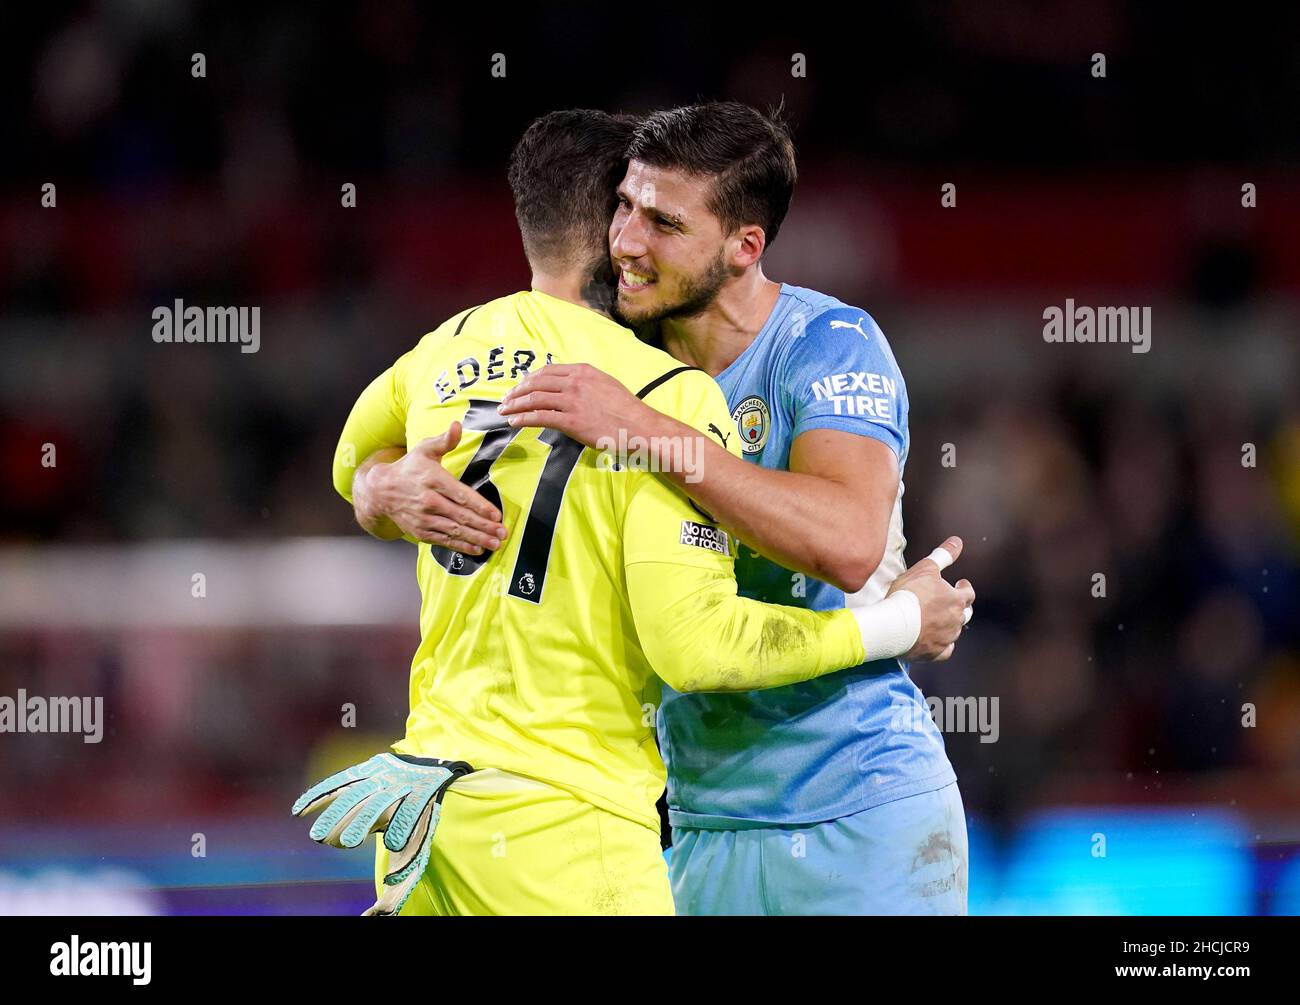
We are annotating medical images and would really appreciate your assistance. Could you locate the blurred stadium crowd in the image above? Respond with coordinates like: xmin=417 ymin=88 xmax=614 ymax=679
xmin=0 ymin=3 xmax=1297 ymax=912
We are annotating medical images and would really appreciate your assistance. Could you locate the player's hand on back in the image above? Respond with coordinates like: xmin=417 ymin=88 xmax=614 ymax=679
xmin=357 ymin=423 xmax=508 ymax=553
xmin=887 ymin=536 xmax=976 ymax=662
xmin=498 ymin=363 xmax=659 ymax=449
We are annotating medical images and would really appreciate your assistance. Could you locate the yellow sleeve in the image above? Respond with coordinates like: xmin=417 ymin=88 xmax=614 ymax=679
xmin=621 ymin=373 xmax=866 ymax=692
xmin=332 ymin=362 xmax=408 ymax=503
xmin=332 ymin=325 xmax=442 ymax=505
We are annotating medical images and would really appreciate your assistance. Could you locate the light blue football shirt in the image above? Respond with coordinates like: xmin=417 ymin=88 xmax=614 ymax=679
xmin=659 ymin=283 xmax=956 ymax=829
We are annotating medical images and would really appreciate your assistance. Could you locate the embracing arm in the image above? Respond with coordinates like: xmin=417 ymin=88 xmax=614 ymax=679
xmin=621 ymin=472 xmax=957 ymax=692
xmin=636 ymin=413 xmax=893 ymax=591
xmin=502 ymin=365 xmax=974 ymax=667
xmin=498 ymin=364 xmax=894 ymax=591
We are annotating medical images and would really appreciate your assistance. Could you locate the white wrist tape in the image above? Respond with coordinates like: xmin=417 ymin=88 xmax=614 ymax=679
xmin=851 ymin=591 xmax=922 ymax=662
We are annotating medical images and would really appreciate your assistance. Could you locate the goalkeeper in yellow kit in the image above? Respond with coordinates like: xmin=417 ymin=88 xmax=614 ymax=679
xmin=293 ymin=110 xmax=972 ymax=915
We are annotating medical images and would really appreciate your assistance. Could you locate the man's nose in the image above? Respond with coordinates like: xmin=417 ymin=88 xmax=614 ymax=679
xmin=611 ymin=214 xmax=647 ymax=260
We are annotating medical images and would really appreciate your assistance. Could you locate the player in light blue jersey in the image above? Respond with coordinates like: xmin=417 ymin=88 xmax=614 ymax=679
xmin=500 ymin=102 xmax=975 ymax=914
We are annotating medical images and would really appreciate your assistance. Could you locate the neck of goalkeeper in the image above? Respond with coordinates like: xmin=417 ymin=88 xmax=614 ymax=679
xmin=530 ymin=253 xmax=617 ymax=319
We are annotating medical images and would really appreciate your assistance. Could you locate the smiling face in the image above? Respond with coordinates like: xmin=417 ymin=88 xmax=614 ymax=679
xmin=608 ymin=159 xmax=733 ymax=326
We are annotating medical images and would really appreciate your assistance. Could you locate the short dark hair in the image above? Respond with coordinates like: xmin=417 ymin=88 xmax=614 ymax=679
xmin=627 ymin=102 xmax=796 ymax=250
xmin=508 ymin=109 xmax=637 ymax=272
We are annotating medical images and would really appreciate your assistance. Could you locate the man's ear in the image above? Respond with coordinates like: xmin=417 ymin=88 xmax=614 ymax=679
xmin=729 ymin=224 xmax=767 ymax=269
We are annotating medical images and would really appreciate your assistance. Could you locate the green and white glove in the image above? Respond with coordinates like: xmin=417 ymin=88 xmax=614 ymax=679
xmin=292 ymin=752 xmax=474 ymax=916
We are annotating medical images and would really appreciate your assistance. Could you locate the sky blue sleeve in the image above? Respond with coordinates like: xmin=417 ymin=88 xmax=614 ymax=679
xmin=784 ymin=306 xmax=909 ymax=461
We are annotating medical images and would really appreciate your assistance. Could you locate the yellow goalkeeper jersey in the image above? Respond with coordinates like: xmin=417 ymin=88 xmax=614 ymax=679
xmin=333 ymin=290 xmax=865 ymax=830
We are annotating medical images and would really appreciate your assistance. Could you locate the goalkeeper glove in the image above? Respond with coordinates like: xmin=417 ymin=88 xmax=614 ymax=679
xmin=292 ymin=752 xmax=474 ymax=916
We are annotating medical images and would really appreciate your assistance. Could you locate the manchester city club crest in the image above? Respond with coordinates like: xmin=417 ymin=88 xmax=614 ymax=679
xmin=732 ymin=395 xmax=770 ymax=454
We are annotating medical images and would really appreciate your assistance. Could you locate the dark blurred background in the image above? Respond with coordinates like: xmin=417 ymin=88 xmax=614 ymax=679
xmin=0 ymin=1 xmax=1297 ymax=914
